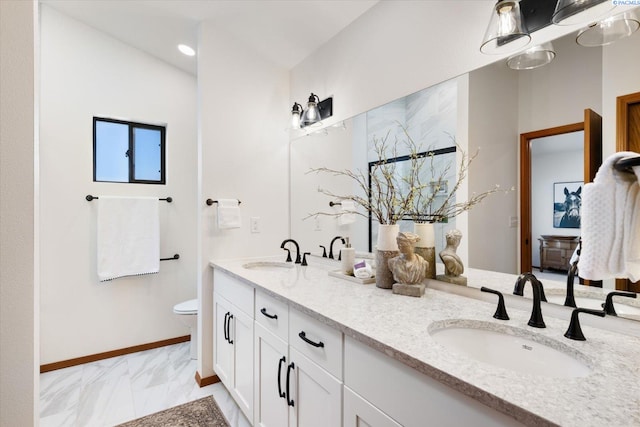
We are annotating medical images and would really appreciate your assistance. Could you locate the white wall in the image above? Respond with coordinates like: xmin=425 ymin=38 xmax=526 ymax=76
xmin=468 ymin=61 xmax=519 ymax=273
xmin=39 ymin=6 xmax=198 ymax=364
xmin=197 ymin=22 xmax=289 ymax=378
xmin=517 ymin=33 xmax=603 ymax=133
xmin=0 ymin=0 xmax=38 ymax=424
xmin=602 ymin=30 xmax=640 ymax=158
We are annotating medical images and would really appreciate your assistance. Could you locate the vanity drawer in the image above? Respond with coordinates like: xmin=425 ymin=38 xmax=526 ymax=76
xmin=289 ymin=307 xmax=343 ymax=379
xmin=255 ymin=290 xmax=289 ymax=341
xmin=213 ymin=269 xmax=254 ymax=317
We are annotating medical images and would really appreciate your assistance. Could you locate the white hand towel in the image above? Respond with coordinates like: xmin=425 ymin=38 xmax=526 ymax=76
xmin=97 ymin=196 xmax=159 ymax=282
xmin=217 ymin=199 xmax=241 ymax=229
xmin=338 ymin=200 xmax=357 ymax=225
xmin=578 ymin=152 xmax=637 ymax=280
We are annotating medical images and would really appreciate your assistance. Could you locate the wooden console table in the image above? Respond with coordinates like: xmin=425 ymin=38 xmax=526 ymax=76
xmin=538 ymin=235 xmax=580 ymax=272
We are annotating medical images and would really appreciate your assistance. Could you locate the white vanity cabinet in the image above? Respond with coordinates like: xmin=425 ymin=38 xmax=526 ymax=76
xmin=343 ymin=386 xmax=401 ymax=427
xmin=254 ymin=290 xmax=342 ymax=427
xmin=344 ymin=336 xmax=524 ymax=427
xmin=213 ymin=270 xmax=255 ymax=423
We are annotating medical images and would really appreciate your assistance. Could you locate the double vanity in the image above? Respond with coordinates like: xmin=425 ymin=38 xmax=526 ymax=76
xmin=210 ymin=255 xmax=640 ymax=427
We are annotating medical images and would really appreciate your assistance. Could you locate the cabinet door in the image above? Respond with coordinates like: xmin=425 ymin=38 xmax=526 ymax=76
xmin=254 ymin=323 xmax=289 ymax=427
xmin=213 ymin=294 xmax=234 ymax=388
xmin=232 ymin=307 xmax=254 ymax=423
xmin=289 ymin=347 xmax=342 ymax=427
xmin=344 ymin=386 xmax=401 ymax=427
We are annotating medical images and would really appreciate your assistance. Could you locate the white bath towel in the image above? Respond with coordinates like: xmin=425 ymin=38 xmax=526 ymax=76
xmin=624 ymin=165 xmax=640 ymax=281
xmin=338 ymin=200 xmax=357 ymax=225
xmin=97 ymin=196 xmax=159 ymax=282
xmin=217 ymin=199 xmax=241 ymax=229
xmin=578 ymin=152 xmax=639 ymax=280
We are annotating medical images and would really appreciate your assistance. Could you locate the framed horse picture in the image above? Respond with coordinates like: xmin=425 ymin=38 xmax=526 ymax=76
xmin=553 ymin=181 xmax=583 ymax=228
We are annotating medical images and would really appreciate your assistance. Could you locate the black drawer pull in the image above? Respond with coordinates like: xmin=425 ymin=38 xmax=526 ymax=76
xmin=286 ymin=362 xmax=295 ymax=407
xmin=223 ymin=312 xmax=229 ymax=342
xmin=260 ymin=307 xmax=278 ymax=320
xmin=298 ymin=331 xmax=325 ymax=348
xmin=277 ymin=356 xmax=286 ymax=399
xmin=227 ymin=314 xmax=234 ymax=344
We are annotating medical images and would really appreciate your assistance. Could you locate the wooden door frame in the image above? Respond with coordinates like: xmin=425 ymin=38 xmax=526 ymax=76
xmin=615 ymin=91 xmax=640 ymax=291
xmin=520 ymin=122 xmax=584 ymax=273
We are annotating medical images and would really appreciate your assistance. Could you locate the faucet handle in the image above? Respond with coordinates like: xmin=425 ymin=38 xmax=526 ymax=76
xmin=319 ymin=245 xmax=327 ymax=258
xmin=564 ymin=308 xmax=605 ymax=341
xmin=301 ymin=252 xmax=310 ymax=266
xmin=480 ymin=287 xmax=509 ymax=320
xmin=283 ymin=248 xmax=292 ymax=263
xmin=603 ymin=291 xmax=637 ymax=316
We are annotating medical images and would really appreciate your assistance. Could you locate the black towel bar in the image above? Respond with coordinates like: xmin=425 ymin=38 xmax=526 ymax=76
xmin=86 ymin=195 xmax=173 ymax=202
xmin=329 ymin=201 xmax=342 ymax=207
xmin=206 ymin=199 xmax=241 ymax=206
xmin=614 ymin=156 xmax=640 ymax=173
xmin=160 ymin=254 xmax=180 ymax=261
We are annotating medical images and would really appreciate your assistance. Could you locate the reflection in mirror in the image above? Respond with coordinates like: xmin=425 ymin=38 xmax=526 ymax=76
xmin=289 ymin=27 xmax=640 ymax=319
xmin=291 ymin=77 xmax=460 ymax=258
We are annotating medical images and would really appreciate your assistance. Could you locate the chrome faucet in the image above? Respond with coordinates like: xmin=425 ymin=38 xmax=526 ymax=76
xmin=280 ymin=239 xmax=301 ymax=264
xmin=513 ymin=273 xmax=546 ymax=328
xmin=328 ymin=236 xmax=345 ymax=260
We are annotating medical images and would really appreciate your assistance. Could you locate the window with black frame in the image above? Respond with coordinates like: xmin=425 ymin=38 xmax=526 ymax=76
xmin=93 ymin=117 xmax=166 ymax=184
xmin=367 ymin=147 xmax=457 ymax=252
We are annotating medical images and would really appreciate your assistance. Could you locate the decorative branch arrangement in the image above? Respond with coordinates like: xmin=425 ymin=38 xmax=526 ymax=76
xmin=307 ymin=126 xmax=425 ymax=224
xmin=306 ymin=124 xmax=511 ymax=224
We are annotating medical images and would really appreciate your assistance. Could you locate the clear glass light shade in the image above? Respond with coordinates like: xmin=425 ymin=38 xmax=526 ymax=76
xmin=300 ymin=94 xmax=321 ymax=127
xmin=507 ymin=43 xmax=556 ymax=70
xmin=291 ymin=103 xmax=302 ymax=129
xmin=576 ymin=12 xmax=640 ymax=47
xmin=480 ymin=0 xmax=531 ymax=54
xmin=552 ymin=0 xmax=616 ymax=26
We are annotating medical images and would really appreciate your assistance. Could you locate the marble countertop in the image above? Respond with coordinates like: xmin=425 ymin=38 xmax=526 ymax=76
xmin=210 ymin=256 xmax=640 ymax=427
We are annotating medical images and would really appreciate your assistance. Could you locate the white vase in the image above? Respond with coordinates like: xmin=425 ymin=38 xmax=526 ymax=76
xmin=413 ymin=222 xmax=436 ymax=280
xmin=375 ymin=224 xmax=400 ymax=289
xmin=413 ymin=222 xmax=435 ymax=248
xmin=376 ymin=224 xmax=400 ymax=251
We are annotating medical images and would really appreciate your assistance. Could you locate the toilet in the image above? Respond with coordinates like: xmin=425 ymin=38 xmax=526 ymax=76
xmin=173 ymin=299 xmax=198 ymax=360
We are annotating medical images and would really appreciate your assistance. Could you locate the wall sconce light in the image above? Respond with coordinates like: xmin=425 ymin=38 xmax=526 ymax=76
xmin=480 ymin=0 xmax=531 ymax=54
xmin=552 ymin=0 xmax=616 ymax=26
xmin=507 ymin=42 xmax=556 ymax=69
xmin=291 ymin=93 xmax=333 ymax=129
xmin=576 ymin=11 xmax=639 ymax=47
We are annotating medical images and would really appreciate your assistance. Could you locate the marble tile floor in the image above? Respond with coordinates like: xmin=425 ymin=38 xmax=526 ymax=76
xmin=40 ymin=342 xmax=251 ymax=427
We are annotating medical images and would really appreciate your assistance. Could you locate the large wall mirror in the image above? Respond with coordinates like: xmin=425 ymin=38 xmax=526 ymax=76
xmin=289 ymin=29 xmax=640 ymax=319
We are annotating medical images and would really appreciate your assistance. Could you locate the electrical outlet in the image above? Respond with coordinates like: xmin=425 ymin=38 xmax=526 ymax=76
xmin=314 ymin=217 xmax=322 ymax=231
xmin=250 ymin=217 xmax=260 ymax=233
xmin=509 ymin=216 xmax=519 ymax=228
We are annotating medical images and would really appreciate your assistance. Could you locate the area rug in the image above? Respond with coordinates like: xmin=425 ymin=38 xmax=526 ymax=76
xmin=117 ymin=396 xmax=230 ymax=427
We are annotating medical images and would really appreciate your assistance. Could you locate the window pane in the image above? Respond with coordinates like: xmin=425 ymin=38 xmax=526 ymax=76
xmin=133 ymin=127 xmax=161 ymax=181
xmin=95 ymin=121 xmax=129 ymax=182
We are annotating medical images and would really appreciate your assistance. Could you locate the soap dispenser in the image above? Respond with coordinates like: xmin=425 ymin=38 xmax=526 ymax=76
xmin=341 ymin=238 xmax=355 ymax=275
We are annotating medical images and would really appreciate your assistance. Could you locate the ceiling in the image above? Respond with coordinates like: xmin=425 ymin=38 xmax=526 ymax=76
xmin=41 ymin=0 xmax=380 ymax=76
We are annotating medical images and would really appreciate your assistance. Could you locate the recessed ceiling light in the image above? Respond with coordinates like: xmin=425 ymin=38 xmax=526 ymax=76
xmin=178 ymin=44 xmax=195 ymax=57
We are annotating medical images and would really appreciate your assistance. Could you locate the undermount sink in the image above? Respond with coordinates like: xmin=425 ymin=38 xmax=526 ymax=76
xmin=242 ymin=261 xmax=294 ymax=270
xmin=428 ymin=320 xmax=592 ymax=378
